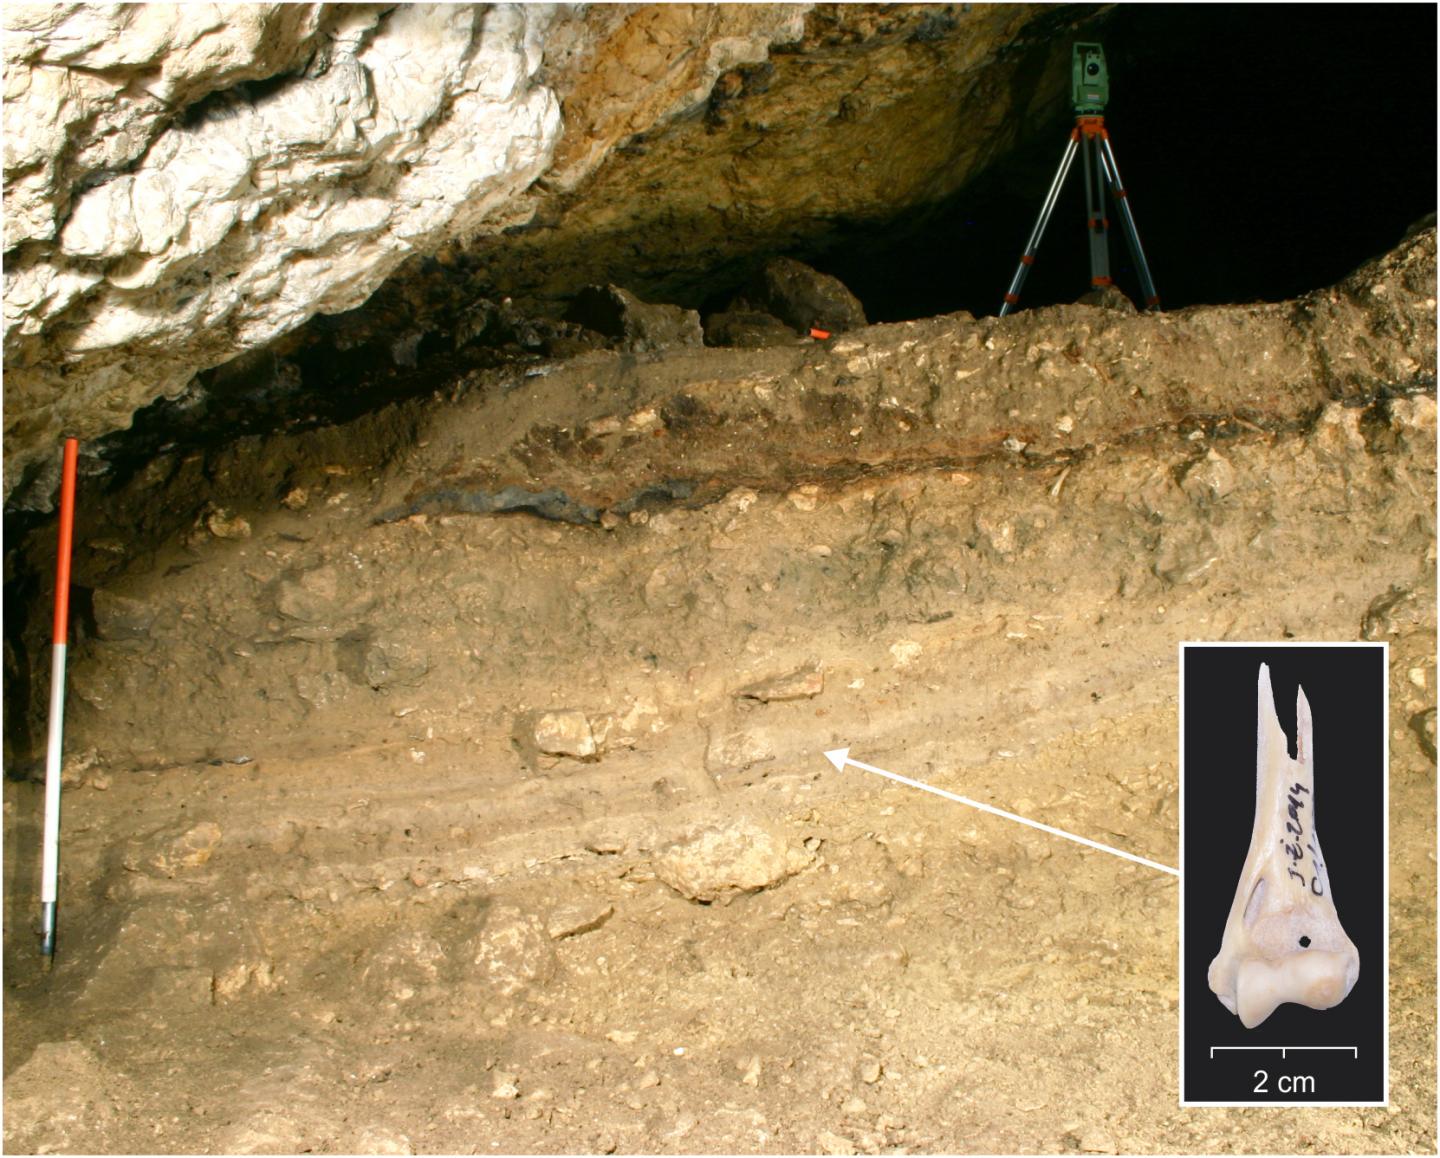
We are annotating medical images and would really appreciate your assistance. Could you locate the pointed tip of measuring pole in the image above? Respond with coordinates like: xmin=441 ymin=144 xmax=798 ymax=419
xmin=823 ymin=747 xmax=850 ymax=772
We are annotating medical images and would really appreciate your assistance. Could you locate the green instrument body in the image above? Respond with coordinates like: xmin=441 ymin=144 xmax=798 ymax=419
xmin=1072 ymin=42 xmax=1109 ymax=114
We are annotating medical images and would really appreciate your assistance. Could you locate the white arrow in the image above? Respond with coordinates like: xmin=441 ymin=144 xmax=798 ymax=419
xmin=824 ymin=748 xmax=1179 ymax=877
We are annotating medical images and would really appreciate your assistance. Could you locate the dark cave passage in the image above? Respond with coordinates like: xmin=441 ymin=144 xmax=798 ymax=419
xmin=814 ymin=4 xmax=1439 ymax=321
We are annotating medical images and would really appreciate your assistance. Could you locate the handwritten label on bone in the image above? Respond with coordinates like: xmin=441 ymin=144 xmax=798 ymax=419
xmin=1280 ymin=782 xmax=1322 ymax=895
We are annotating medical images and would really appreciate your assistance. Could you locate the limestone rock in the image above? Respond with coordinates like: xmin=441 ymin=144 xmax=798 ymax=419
xmin=5 ymin=4 xmax=564 ymax=503
xmin=342 ymin=633 xmax=430 ymax=690
xmin=1077 ymin=284 xmax=1136 ymax=311
xmin=361 ymin=929 xmax=449 ymax=1003
xmin=735 ymin=662 xmax=824 ymax=703
xmin=704 ymin=308 xmax=800 ymax=348
xmin=124 ymin=820 xmax=223 ymax=877
xmin=654 ymin=818 xmax=814 ymax=904
xmin=464 ymin=904 xmax=556 ymax=997
xmin=515 ymin=708 xmax=600 ymax=761
xmin=215 ymin=1109 xmax=309 ymax=1156
xmin=91 ymin=589 xmax=157 ymax=641
xmin=705 ymin=727 xmax=778 ymax=774
xmin=275 ymin=565 xmax=341 ymax=623
xmin=547 ymin=901 xmax=615 ymax=940
xmin=565 ymin=284 xmax=703 ymax=353
xmin=1180 ymin=449 xmax=1238 ymax=503
xmin=356 ymin=1127 xmax=415 ymax=1156
xmin=744 ymin=257 xmax=867 ymax=334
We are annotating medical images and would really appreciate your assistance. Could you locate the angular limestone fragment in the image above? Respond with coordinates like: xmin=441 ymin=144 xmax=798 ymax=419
xmin=735 ymin=662 xmax=824 ymax=703
xmin=1207 ymin=664 xmax=1360 ymax=1028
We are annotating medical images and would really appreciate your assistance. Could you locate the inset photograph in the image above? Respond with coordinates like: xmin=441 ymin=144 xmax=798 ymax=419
xmin=1180 ymin=643 xmax=1387 ymax=1106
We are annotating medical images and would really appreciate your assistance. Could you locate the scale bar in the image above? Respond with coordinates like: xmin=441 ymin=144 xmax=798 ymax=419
xmin=1209 ymin=1046 xmax=1358 ymax=1059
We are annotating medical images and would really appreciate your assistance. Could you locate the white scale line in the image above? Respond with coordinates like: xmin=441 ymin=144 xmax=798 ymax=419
xmin=1209 ymin=1046 xmax=1358 ymax=1059
xmin=826 ymin=749 xmax=1179 ymax=876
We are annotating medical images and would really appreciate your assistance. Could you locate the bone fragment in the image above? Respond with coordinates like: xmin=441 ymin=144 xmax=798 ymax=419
xmin=1206 ymin=664 xmax=1359 ymax=1028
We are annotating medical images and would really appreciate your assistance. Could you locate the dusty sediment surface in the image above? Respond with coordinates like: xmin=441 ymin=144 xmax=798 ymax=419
xmin=3 ymin=232 xmax=1437 ymax=1153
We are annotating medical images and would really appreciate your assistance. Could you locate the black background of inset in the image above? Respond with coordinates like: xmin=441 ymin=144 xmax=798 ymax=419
xmin=1181 ymin=645 xmax=1385 ymax=1105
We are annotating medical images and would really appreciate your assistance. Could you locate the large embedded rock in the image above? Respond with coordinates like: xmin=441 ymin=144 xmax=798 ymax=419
xmin=565 ymin=284 xmax=704 ymax=353
xmin=745 ymin=257 xmax=868 ymax=334
xmin=654 ymin=818 xmax=814 ymax=904
xmin=463 ymin=904 xmax=556 ymax=998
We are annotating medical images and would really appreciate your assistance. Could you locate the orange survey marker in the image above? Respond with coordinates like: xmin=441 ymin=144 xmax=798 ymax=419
xmin=809 ymin=327 xmax=832 ymax=340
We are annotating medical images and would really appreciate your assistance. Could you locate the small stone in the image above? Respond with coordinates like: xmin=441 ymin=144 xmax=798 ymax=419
xmin=204 ymin=506 xmax=251 ymax=539
xmin=637 ymin=1070 xmax=661 ymax=1089
xmin=281 ymin=487 xmax=309 ymax=511
xmin=787 ymin=484 xmax=820 ymax=511
xmin=356 ymin=1127 xmax=414 ymax=1155
xmin=142 ymin=820 xmax=222 ymax=877
xmin=547 ymin=902 xmax=615 ymax=940
xmin=1078 ymin=1128 xmax=1118 ymax=1154
xmin=605 ymin=1030 xmax=638 ymax=1045
xmin=841 ymin=1096 xmax=867 ymax=1115
xmin=92 ymin=590 xmax=156 ymax=640
xmin=216 ymin=1109 xmax=307 ymax=1155
xmin=88 ymin=771 xmax=112 ymax=790
xmin=465 ymin=905 xmax=556 ymax=998
xmin=740 ymin=1056 xmax=761 ymax=1086
xmin=60 ymin=747 xmax=99 ymax=786
xmin=518 ymin=709 xmax=597 ymax=760
xmin=627 ymin=406 xmax=662 ymax=432
xmin=347 ymin=635 xmax=430 ymax=690
xmin=975 ymin=510 xmax=1016 ymax=555
xmin=276 ymin=566 xmax=340 ymax=622
xmin=1180 ymin=449 xmax=1237 ymax=502
xmin=654 ymin=819 xmax=813 ymax=904
xmin=888 ymin=640 xmax=922 ymax=668
xmin=817 ymin=1130 xmax=859 ymax=1156
xmin=492 ymin=1073 xmax=521 ymax=1099
xmin=704 ymin=727 xmax=777 ymax=774
xmin=859 ymin=1058 xmax=882 ymax=1084
xmin=584 ymin=415 xmax=623 ymax=438
xmin=1076 ymin=284 xmax=1136 ymax=311
xmin=735 ymin=662 xmax=824 ymax=703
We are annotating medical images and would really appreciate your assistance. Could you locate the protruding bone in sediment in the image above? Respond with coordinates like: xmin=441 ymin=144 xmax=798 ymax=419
xmin=1206 ymin=663 xmax=1359 ymax=1028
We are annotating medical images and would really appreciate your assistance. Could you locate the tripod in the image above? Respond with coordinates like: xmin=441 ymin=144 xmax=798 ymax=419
xmin=999 ymin=44 xmax=1160 ymax=316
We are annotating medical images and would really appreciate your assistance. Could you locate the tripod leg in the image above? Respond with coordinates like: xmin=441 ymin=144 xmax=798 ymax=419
xmin=999 ymin=134 xmax=1078 ymax=316
xmin=1080 ymin=127 xmax=1111 ymax=288
xmin=1099 ymin=134 xmax=1160 ymax=309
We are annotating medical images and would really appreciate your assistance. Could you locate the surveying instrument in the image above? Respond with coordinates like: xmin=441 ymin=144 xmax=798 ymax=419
xmin=998 ymin=42 xmax=1159 ymax=315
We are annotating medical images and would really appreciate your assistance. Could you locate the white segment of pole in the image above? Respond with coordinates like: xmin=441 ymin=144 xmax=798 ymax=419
xmin=41 ymin=642 xmax=67 ymax=906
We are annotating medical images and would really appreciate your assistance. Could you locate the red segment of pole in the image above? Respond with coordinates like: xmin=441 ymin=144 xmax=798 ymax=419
xmin=52 ymin=438 xmax=78 ymax=645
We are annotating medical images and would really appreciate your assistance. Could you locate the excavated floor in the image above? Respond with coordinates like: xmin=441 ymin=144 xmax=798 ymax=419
xmin=2 ymin=232 xmax=1436 ymax=1154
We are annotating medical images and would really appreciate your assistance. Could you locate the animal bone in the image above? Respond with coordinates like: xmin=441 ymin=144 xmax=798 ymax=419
xmin=1207 ymin=663 xmax=1360 ymax=1028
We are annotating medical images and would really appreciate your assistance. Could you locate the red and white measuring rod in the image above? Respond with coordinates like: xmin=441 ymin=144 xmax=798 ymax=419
xmin=41 ymin=438 xmax=78 ymax=968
